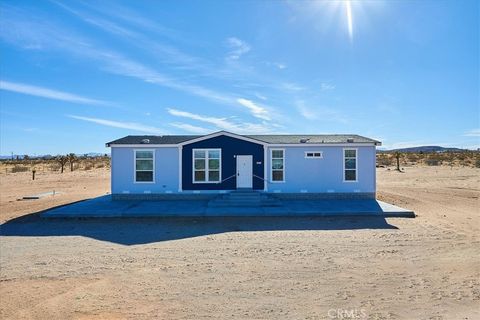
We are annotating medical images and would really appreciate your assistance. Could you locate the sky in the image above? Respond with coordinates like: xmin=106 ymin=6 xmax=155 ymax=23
xmin=0 ymin=0 xmax=479 ymax=155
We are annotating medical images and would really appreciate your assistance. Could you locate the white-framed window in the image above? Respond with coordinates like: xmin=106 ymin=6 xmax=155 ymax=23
xmin=270 ymin=149 xmax=285 ymax=182
xmin=134 ymin=150 xmax=154 ymax=183
xmin=193 ymin=149 xmax=221 ymax=183
xmin=343 ymin=148 xmax=357 ymax=182
xmin=305 ymin=151 xmax=323 ymax=159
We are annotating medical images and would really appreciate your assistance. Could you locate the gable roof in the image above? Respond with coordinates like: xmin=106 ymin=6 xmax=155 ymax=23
xmin=106 ymin=131 xmax=381 ymax=146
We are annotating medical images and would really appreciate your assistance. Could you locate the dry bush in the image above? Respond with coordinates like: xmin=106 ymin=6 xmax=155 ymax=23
xmin=11 ymin=166 xmax=30 ymax=173
xmin=425 ymin=159 xmax=440 ymax=166
xmin=406 ymin=153 xmax=419 ymax=165
xmin=376 ymin=154 xmax=392 ymax=167
xmin=377 ymin=151 xmax=480 ymax=168
xmin=84 ymin=162 xmax=94 ymax=170
xmin=49 ymin=164 xmax=61 ymax=171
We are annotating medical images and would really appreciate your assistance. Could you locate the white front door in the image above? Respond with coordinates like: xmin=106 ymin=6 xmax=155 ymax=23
xmin=236 ymin=155 xmax=253 ymax=188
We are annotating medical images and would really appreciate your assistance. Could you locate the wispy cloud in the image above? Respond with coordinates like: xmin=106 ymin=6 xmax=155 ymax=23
xmin=296 ymin=100 xmax=349 ymax=124
xmin=226 ymin=37 xmax=251 ymax=60
xmin=265 ymin=61 xmax=287 ymax=70
xmin=281 ymin=82 xmax=306 ymax=92
xmin=54 ymin=2 xmax=207 ymax=72
xmin=2 ymin=5 xmax=290 ymax=128
xmin=254 ymin=92 xmax=267 ymax=101
xmin=0 ymin=81 xmax=110 ymax=106
xmin=68 ymin=115 xmax=164 ymax=134
xmin=320 ymin=82 xmax=335 ymax=91
xmin=237 ymin=98 xmax=270 ymax=120
xmin=167 ymin=108 xmax=275 ymax=134
xmin=77 ymin=0 xmax=190 ymax=44
xmin=169 ymin=122 xmax=211 ymax=134
xmin=464 ymin=129 xmax=480 ymax=137
xmin=0 ymin=8 xmax=239 ymax=106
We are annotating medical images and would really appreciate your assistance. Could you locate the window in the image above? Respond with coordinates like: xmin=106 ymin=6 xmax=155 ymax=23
xmin=271 ymin=149 xmax=285 ymax=182
xmin=193 ymin=149 xmax=221 ymax=183
xmin=344 ymin=149 xmax=357 ymax=182
xmin=135 ymin=150 xmax=154 ymax=182
xmin=305 ymin=151 xmax=323 ymax=159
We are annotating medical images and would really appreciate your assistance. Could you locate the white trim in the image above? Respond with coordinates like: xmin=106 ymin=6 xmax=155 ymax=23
xmin=108 ymin=144 xmax=179 ymax=148
xmin=343 ymin=148 xmax=358 ymax=183
xmin=263 ymin=145 xmax=268 ymax=191
xmin=178 ymin=145 xmax=183 ymax=192
xmin=134 ymin=149 xmax=155 ymax=183
xmin=304 ymin=151 xmax=323 ymax=159
xmin=373 ymin=146 xmax=377 ymax=193
xmin=270 ymin=148 xmax=285 ymax=183
xmin=192 ymin=148 xmax=222 ymax=183
xmin=179 ymin=130 xmax=267 ymax=146
xmin=108 ymin=142 xmax=379 ymax=148
xmin=267 ymin=143 xmax=378 ymax=147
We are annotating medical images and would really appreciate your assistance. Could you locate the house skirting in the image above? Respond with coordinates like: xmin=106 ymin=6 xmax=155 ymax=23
xmin=271 ymin=192 xmax=375 ymax=200
xmin=112 ymin=192 xmax=375 ymax=201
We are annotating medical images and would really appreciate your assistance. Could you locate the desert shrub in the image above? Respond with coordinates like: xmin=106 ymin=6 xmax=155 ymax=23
xmin=49 ymin=164 xmax=61 ymax=171
xmin=425 ymin=159 xmax=439 ymax=166
xmin=475 ymin=159 xmax=480 ymax=168
xmin=406 ymin=153 xmax=419 ymax=164
xmin=96 ymin=163 xmax=105 ymax=168
xmin=376 ymin=154 xmax=392 ymax=166
xmin=84 ymin=163 xmax=94 ymax=170
xmin=11 ymin=166 xmax=29 ymax=173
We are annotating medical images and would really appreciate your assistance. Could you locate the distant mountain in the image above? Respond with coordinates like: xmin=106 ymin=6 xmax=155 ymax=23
xmin=381 ymin=146 xmax=469 ymax=153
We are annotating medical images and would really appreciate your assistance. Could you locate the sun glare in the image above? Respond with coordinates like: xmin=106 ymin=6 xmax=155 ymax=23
xmin=345 ymin=0 xmax=354 ymax=41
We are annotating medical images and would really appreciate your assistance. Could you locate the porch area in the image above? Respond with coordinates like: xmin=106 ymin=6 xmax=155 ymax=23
xmin=40 ymin=192 xmax=415 ymax=218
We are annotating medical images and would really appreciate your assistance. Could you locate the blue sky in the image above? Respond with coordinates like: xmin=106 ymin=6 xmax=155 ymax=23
xmin=0 ymin=0 xmax=478 ymax=155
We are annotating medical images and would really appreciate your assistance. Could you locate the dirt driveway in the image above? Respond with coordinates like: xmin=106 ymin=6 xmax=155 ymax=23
xmin=1 ymin=166 xmax=479 ymax=319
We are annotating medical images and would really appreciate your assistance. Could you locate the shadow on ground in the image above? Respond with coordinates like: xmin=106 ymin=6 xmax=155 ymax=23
xmin=0 ymin=212 xmax=398 ymax=246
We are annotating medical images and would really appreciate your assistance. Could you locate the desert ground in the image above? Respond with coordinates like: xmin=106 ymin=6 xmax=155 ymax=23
xmin=0 ymin=166 xmax=479 ymax=319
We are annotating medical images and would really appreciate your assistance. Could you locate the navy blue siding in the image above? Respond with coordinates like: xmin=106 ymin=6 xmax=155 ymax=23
xmin=182 ymin=135 xmax=264 ymax=190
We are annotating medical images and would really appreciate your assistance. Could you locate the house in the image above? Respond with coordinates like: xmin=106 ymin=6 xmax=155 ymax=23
xmin=106 ymin=131 xmax=381 ymax=199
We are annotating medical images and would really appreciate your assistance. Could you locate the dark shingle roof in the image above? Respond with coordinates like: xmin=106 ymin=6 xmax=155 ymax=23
xmin=106 ymin=133 xmax=380 ymax=146
xmin=106 ymin=135 xmax=199 ymax=146
xmin=246 ymin=134 xmax=379 ymax=144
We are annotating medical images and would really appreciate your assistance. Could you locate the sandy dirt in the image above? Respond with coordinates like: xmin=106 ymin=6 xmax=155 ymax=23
xmin=0 ymin=169 xmax=110 ymax=223
xmin=0 ymin=166 xmax=479 ymax=319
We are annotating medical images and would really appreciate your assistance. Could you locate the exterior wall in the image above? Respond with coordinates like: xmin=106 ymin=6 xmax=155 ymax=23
xmin=110 ymin=141 xmax=377 ymax=195
xmin=111 ymin=147 xmax=179 ymax=194
xmin=182 ymin=135 xmax=264 ymax=190
xmin=265 ymin=145 xmax=376 ymax=194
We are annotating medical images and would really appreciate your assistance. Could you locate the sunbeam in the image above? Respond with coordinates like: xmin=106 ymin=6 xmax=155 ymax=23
xmin=345 ymin=0 xmax=354 ymax=41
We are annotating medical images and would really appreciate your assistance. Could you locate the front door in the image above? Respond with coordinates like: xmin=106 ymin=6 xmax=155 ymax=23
xmin=236 ymin=155 xmax=253 ymax=188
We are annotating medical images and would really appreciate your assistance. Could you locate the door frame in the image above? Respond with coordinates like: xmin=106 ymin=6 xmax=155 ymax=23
xmin=236 ymin=155 xmax=253 ymax=189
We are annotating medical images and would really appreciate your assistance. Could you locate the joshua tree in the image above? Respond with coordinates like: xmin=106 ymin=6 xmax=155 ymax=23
xmin=394 ymin=152 xmax=401 ymax=171
xmin=67 ymin=153 xmax=77 ymax=171
xmin=56 ymin=156 xmax=68 ymax=173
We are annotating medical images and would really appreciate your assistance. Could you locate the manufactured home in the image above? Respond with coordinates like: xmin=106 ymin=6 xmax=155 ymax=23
xmin=106 ymin=131 xmax=381 ymax=199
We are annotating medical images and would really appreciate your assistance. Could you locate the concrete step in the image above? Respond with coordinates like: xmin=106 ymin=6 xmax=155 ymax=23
xmin=208 ymin=199 xmax=283 ymax=207
xmin=209 ymin=202 xmax=283 ymax=208
xmin=221 ymin=195 xmax=269 ymax=200
xmin=208 ymin=191 xmax=283 ymax=208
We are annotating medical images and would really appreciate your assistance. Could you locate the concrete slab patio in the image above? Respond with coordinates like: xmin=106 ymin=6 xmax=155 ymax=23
xmin=40 ymin=195 xmax=415 ymax=218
